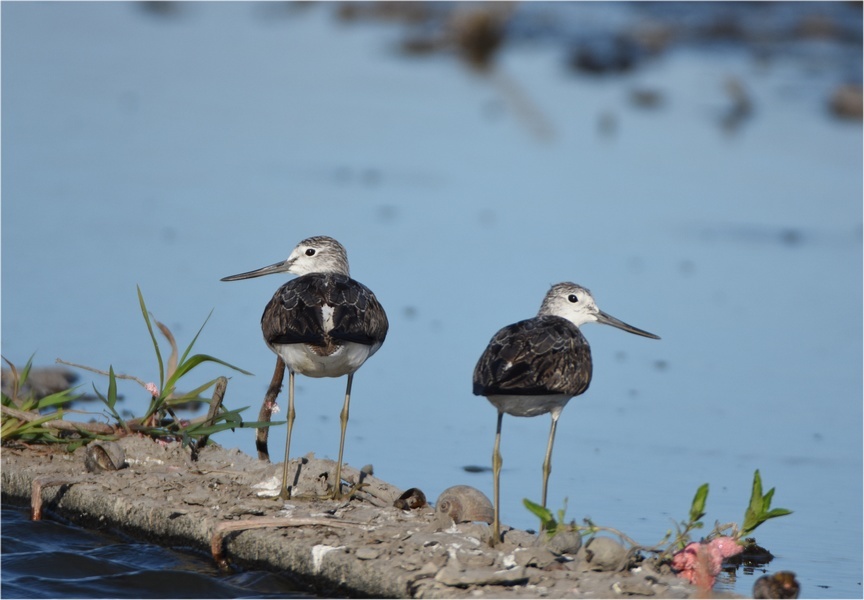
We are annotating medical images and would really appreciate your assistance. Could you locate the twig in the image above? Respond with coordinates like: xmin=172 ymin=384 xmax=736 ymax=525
xmin=56 ymin=359 xmax=151 ymax=391
xmin=195 ymin=377 xmax=228 ymax=452
xmin=31 ymin=475 xmax=85 ymax=520
xmin=211 ymin=515 xmax=363 ymax=571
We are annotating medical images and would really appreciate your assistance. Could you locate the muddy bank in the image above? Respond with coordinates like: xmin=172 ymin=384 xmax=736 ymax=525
xmin=1 ymin=437 xmax=736 ymax=598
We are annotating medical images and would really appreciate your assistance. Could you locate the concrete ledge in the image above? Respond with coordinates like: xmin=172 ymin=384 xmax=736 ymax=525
xmin=1 ymin=436 xmax=710 ymax=598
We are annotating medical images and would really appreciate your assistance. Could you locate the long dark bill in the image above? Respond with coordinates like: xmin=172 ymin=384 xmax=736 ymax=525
xmin=596 ymin=310 xmax=660 ymax=340
xmin=221 ymin=260 xmax=290 ymax=282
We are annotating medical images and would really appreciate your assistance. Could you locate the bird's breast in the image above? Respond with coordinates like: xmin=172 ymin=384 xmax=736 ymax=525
xmin=272 ymin=340 xmax=380 ymax=378
xmin=486 ymin=394 xmax=572 ymax=417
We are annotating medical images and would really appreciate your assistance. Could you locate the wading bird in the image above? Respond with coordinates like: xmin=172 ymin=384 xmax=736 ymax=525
xmin=473 ymin=282 xmax=659 ymax=543
xmin=222 ymin=236 xmax=388 ymax=500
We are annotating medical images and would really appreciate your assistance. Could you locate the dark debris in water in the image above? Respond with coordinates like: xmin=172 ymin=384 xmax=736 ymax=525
xmin=462 ymin=464 xmax=492 ymax=474
xmin=331 ymin=1 xmax=862 ymax=124
xmin=725 ymin=538 xmax=775 ymax=568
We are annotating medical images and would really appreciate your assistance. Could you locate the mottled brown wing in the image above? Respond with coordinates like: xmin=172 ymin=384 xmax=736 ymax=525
xmin=325 ymin=274 xmax=389 ymax=346
xmin=261 ymin=274 xmax=388 ymax=348
xmin=473 ymin=315 xmax=592 ymax=397
xmin=262 ymin=275 xmax=329 ymax=346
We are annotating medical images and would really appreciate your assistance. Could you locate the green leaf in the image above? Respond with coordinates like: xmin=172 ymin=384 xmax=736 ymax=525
xmin=16 ymin=411 xmax=64 ymax=432
xmin=762 ymin=508 xmax=792 ymax=519
xmin=763 ymin=486 xmax=776 ymax=512
xmin=177 ymin=308 xmax=214 ymax=369
xmin=35 ymin=387 xmax=82 ymax=410
xmin=689 ymin=483 xmax=709 ymax=523
xmin=236 ymin=419 xmax=285 ymax=428
xmin=523 ymin=498 xmax=553 ymax=521
xmin=19 ymin=355 xmax=34 ymax=388
xmin=739 ymin=470 xmax=792 ymax=538
xmin=107 ymin=366 xmax=118 ymax=410
xmin=749 ymin=470 xmax=764 ymax=515
xmin=138 ymin=286 xmax=165 ymax=390
xmin=164 ymin=354 xmax=252 ymax=393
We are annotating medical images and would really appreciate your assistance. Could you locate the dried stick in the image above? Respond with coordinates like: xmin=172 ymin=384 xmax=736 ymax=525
xmin=31 ymin=475 xmax=84 ymax=520
xmin=56 ymin=359 xmax=151 ymax=391
xmin=194 ymin=376 xmax=227 ymax=452
xmin=211 ymin=515 xmax=362 ymax=570
xmin=256 ymin=358 xmax=285 ymax=461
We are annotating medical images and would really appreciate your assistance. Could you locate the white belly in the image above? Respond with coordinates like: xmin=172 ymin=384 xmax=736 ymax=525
xmin=273 ymin=341 xmax=380 ymax=378
xmin=487 ymin=394 xmax=571 ymax=418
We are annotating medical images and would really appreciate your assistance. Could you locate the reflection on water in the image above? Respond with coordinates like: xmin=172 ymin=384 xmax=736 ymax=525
xmin=0 ymin=507 xmax=310 ymax=599
xmin=2 ymin=2 xmax=861 ymax=598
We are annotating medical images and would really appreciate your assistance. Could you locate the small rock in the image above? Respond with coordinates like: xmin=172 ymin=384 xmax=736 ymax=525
xmin=501 ymin=528 xmax=537 ymax=548
xmin=513 ymin=547 xmax=559 ymax=569
xmin=545 ymin=530 xmax=582 ymax=555
xmin=355 ymin=546 xmax=382 ymax=560
xmin=435 ymin=564 xmax=528 ymax=587
xmin=612 ymin=580 xmax=656 ymax=596
xmin=580 ymin=537 xmax=628 ymax=571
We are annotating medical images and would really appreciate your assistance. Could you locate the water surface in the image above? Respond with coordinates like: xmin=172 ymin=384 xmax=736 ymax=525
xmin=2 ymin=3 xmax=861 ymax=597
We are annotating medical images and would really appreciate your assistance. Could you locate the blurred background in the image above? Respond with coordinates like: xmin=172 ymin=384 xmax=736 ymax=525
xmin=2 ymin=2 xmax=862 ymax=598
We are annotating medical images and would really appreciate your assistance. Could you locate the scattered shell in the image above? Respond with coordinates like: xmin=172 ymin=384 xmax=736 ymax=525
xmin=84 ymin=441 xmax=126 ymax=472
xmin=435 ymin=485 xmax=493 ymax=524
xmin=394 ymin=487 xmax=427 ymax=510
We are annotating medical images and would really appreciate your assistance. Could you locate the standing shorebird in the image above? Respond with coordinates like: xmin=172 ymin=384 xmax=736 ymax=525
xmin=473 ymin=282 xmax=659 ymax=543
xmin=222 ymin=236 xmax=388 ymax=500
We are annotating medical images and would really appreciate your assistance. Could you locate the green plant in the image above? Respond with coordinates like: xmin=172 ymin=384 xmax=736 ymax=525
xmin=523 ymin=497 xmax=576 ymax=538
xmin=42 ymin=287 xmax=281 ymax=451
xmin=740 ymin=469 xmax=792 ymax=538
xmin=667 ymin=483 xmax=710 ymax=551
xmin=1 ymin=355 xmax=91 ymax=448
xmin=134 ymin=286 xmax=249 ymax=422
xmin=88 ymin=287 xmax=276 ymax=448
xmin=521 ymin=470 xmax=792 ymax=562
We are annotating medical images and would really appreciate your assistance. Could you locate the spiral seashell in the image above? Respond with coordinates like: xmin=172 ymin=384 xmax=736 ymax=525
xmin=84 ymin=441 xmax=126 ymax=472
xmin=435 ymin=485 xmax=494 ymax=524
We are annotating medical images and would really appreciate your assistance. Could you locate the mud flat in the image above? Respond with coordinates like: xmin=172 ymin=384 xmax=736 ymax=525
xmin=1 ymin=436 xmax=733 ymax=598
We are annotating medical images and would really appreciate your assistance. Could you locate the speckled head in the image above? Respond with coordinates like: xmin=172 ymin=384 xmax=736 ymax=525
xmin=220 ymin=235 xmax=351 ymax=281
xmin=284 ymin=236 xmax=350 ymax=276
xmin=538 ymin=282 xmax=660 ymax=339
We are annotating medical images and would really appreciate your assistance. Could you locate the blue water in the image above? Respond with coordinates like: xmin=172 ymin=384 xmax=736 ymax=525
xmin=2 ymin=2 xmax=861 ymax=598
xmin=0 ymin=506 xmax=309 ymax=598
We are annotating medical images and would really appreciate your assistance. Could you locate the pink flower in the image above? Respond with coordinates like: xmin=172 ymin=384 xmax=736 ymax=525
xmin=266 ymin=400 xmax=280 ymax=414
xmin=145 ymin=382 xmax=159 ymax=397
xmin=671 ymin=537 xmax=743 ymax=589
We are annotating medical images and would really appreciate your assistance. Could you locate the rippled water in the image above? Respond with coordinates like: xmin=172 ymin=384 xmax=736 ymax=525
xmin=0 ymin=506 xmax=310 ymax=598
xmin=2 ymin=2 xmax=861 ymax=598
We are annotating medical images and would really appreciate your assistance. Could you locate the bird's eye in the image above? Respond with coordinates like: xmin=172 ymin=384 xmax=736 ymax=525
xmin=568 ymin=294 xmax=579 ymax=303
xmin=305 ymin=248 xmax=316 ymax=257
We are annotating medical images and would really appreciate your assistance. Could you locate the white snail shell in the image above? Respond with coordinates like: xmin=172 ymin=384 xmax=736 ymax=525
xmin=435 ymin=485 xmax=494 ymax=524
